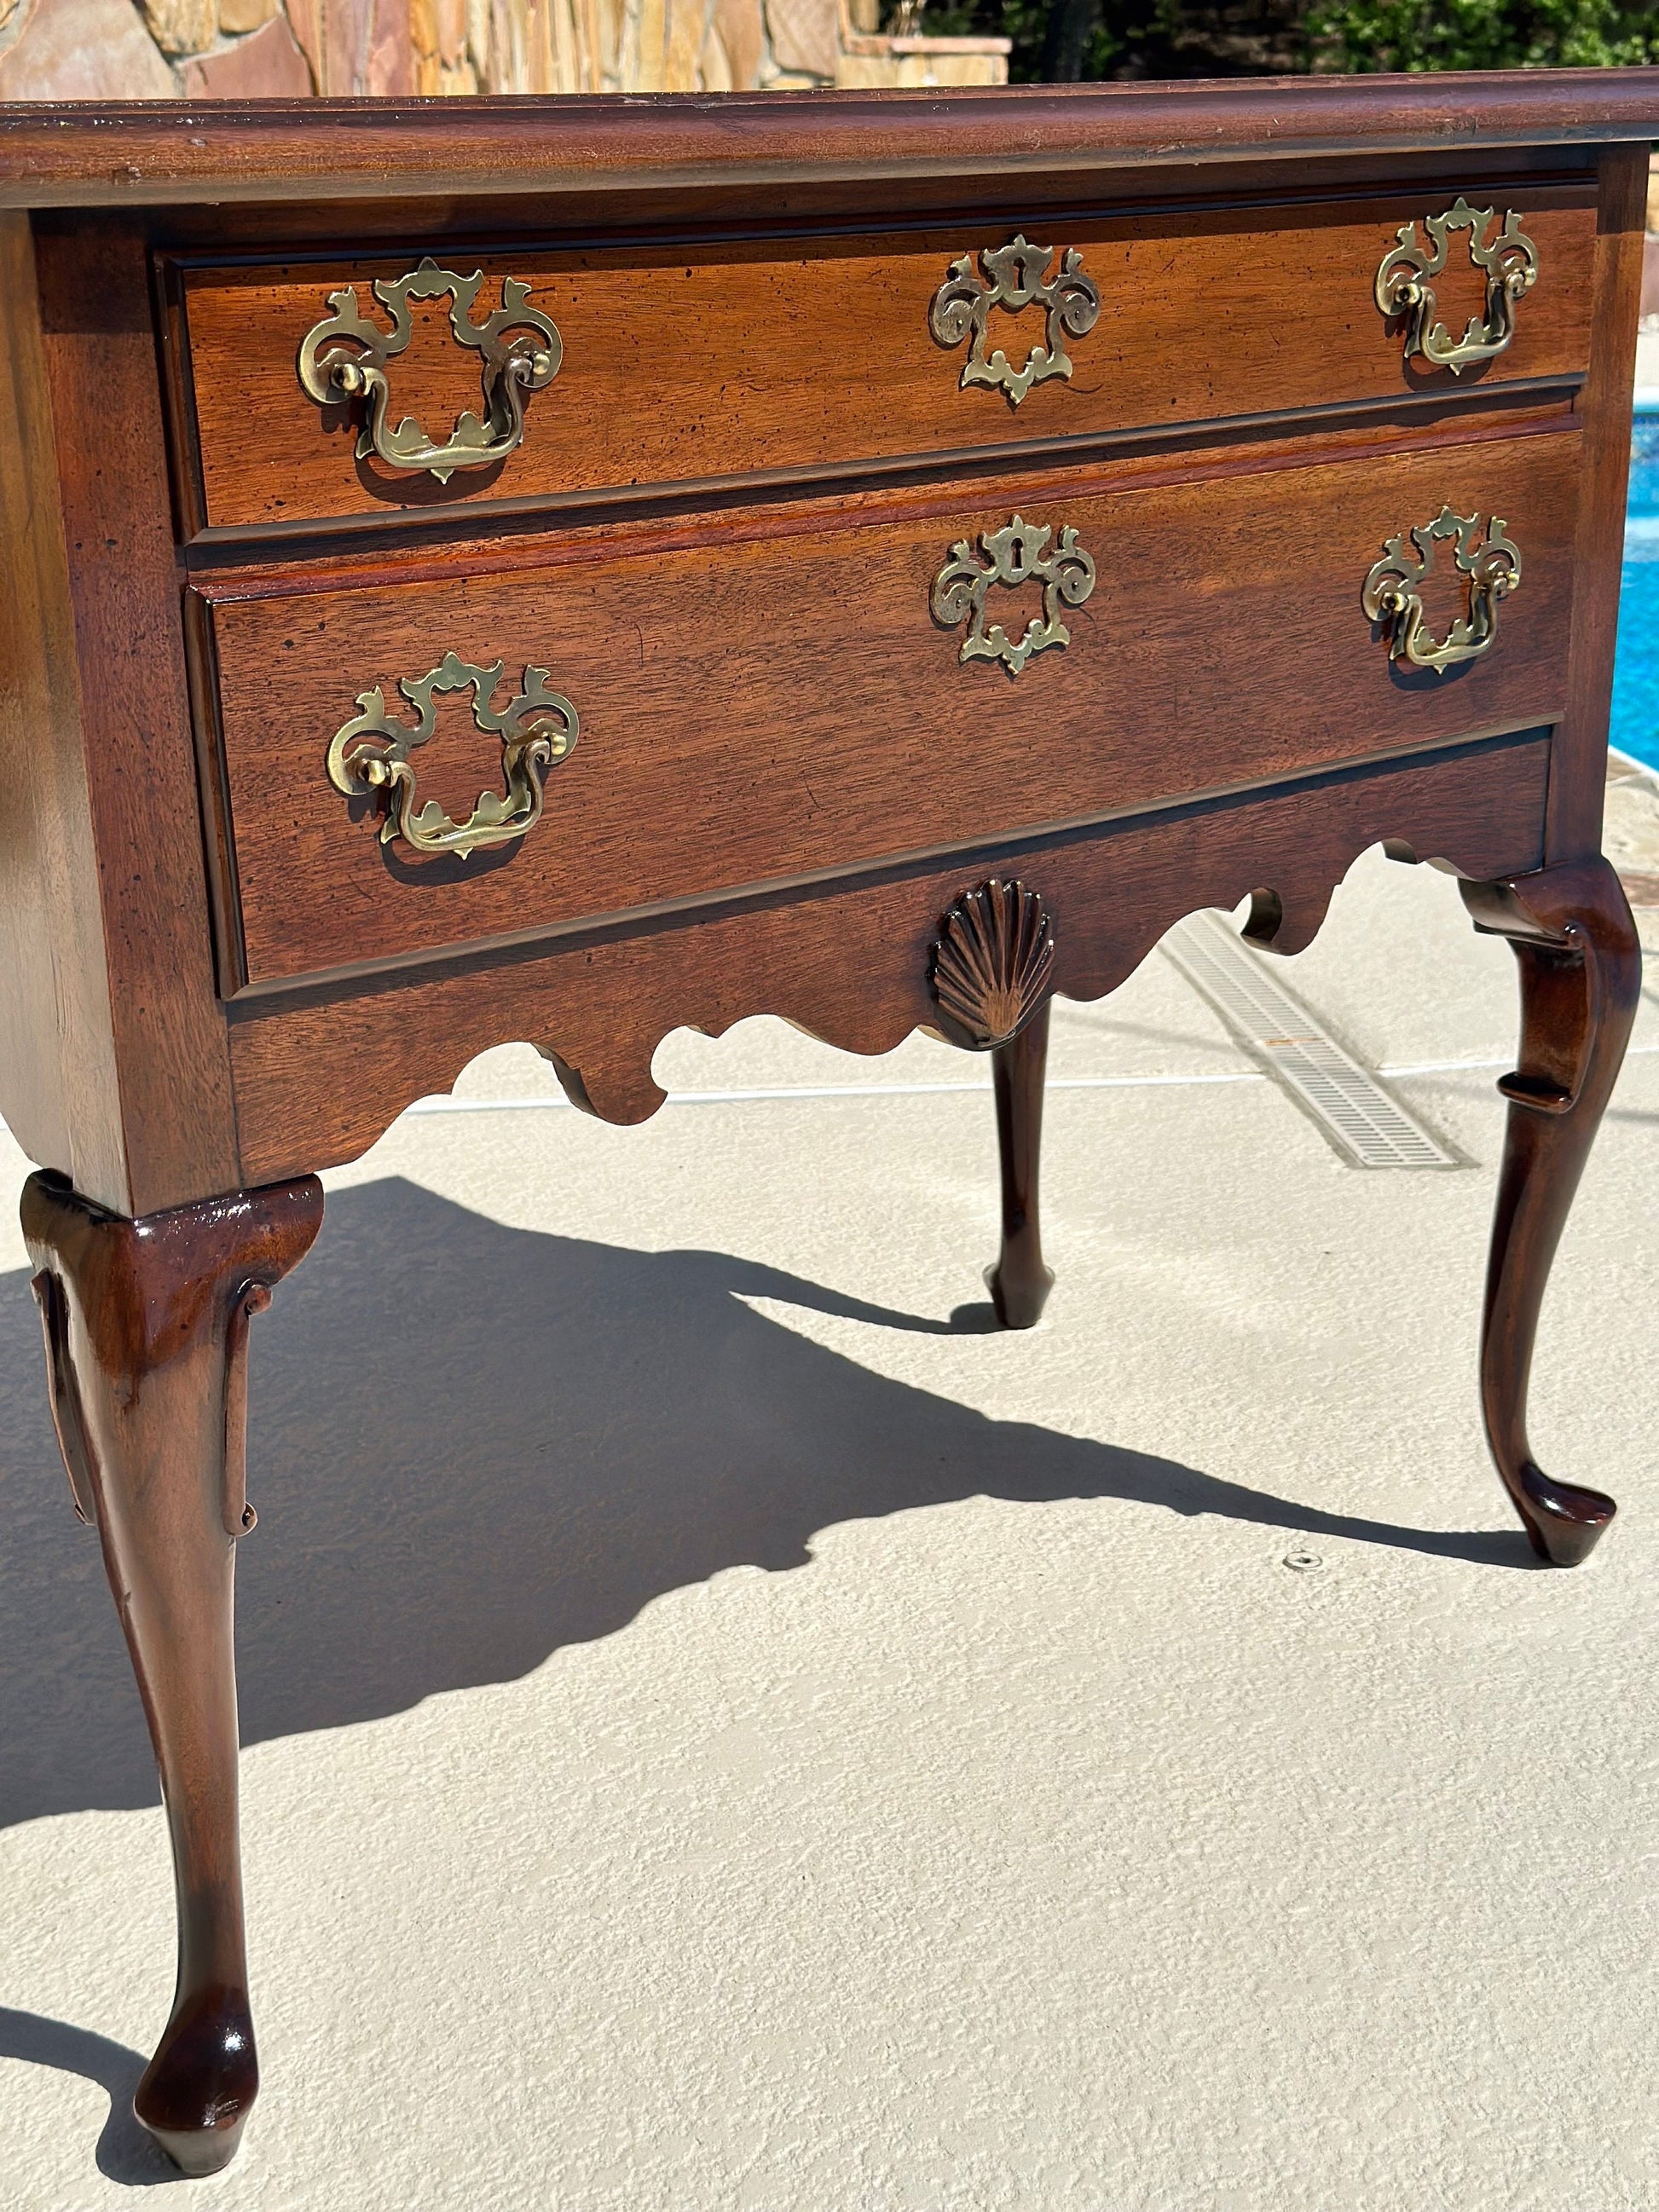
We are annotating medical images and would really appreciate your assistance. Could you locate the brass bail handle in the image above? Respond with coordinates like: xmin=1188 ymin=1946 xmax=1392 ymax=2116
xmin=1374 ymin=199 xmax=1539 ymax=376
xmin=327 ymin=651 xmax=579 ymax=860
xmin=1362 ymin=507 xmax=1522 ymax=676
xmin=298 ymin=257 xmax=562 ymax=483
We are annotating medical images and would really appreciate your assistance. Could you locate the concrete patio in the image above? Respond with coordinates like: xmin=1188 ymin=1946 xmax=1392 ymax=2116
xmin=0 ymin=816 xmax=1655 ymax=2210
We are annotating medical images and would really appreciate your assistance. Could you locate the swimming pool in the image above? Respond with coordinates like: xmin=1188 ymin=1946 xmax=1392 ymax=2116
xmin=1610 ymin=404 xmax=1659 ymax=770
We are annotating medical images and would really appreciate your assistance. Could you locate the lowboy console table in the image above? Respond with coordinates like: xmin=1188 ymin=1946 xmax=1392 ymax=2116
xmin=0 ymin=76 xmax=1652 ymax=2175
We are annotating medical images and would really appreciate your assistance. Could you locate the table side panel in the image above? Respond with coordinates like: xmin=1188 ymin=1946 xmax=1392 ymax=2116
xmin=205 ymin=427 xmax=1579 ymax=991
xmin=34 ymin=220 xmax=241 ymax=1213
xmin=1551 ymin=141 xmax=1648 ymax=860
xmin=176 ymin=190 xmax=1595 ymax=534
xmin=0 ymin=214 xmax=121 ymax=1195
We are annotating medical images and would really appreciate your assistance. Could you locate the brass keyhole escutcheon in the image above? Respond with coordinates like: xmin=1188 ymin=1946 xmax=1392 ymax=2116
xmin=931 ymin=513 xmax=1096 ymax=677
xmin=929 ymin=235 xmax=1100 ymax=407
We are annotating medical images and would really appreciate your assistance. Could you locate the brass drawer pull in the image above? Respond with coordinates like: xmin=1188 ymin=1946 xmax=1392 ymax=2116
xmin=1374 ymin=199 xmax=1538 ymax=376
xmin=929 ymin=235 xmax=1100 ymax=407
xmin=1362 ymin=507 xmax=1521 ymax=675
xmin=932 ymin=513 xmax=1095 ymax=677
xmin=298 ymin=257 xmax=562 ymax=482
xmin=327 ymin=651 xmax=577 ymax=858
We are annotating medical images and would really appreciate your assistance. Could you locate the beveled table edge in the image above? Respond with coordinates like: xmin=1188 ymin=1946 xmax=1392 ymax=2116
xmin=1 ymin=75 xmax=1657 ymax=209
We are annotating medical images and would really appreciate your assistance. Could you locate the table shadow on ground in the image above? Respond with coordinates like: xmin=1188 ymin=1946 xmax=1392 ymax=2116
xmin=0 ymin=2010 xmax=174 ymax=2186
xmin=0 ymin=1175 xmax=1529 ymax=1832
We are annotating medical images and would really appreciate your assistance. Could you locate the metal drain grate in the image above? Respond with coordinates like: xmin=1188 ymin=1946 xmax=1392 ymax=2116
xmin=1161 ymin=910 xmax=1460 ymax=1169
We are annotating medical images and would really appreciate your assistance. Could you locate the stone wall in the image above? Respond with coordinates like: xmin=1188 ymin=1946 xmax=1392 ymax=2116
xmin=0 ymin=0 xmax=1006 ymax=95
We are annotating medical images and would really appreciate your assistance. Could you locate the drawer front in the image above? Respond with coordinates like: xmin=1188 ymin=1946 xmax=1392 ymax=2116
xmin=175 ymin=190 xmax=1594 ymax=534
xmin=203 ymin=428 xmax=1579 ymax=990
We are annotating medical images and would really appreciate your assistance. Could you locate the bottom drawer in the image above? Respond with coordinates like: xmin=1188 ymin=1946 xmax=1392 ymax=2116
xmin=201 ymin=427 xmax=1579 ymax=991
xmin=228 ymin=729 xmax=1552 ymax=1166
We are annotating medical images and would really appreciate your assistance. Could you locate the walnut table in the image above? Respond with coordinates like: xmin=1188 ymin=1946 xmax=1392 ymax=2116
xmin=0 ymin=76 xmax=1652 ymax=2175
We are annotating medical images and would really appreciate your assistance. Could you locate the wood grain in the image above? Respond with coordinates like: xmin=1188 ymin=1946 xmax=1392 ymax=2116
xmin=177 ymin=191 xmax=1596 ymax=533
xmin=22 ymin=1170 xmax=325 ymax=2174
xmin=124 ymin=146 xmax=1607 ymax=261
xmin=0 ymin=77 xmax=1655 ymax=209
xmin=205 ymin=428 xmax=1581 ymax=990
xmin=1460 ymin=856 xmax=1639 ymax=1563
xmin=0 ymin=214 xmax=122 ymax=1195
xmin=987 ymin=1002 xmax=1053 ymax=1330
xmin=33 ymin=222 xmax=240 ymax=1214
xmin=1549 ymin=142 xmax=1647 ymax=861
xmin=180 ymin=385 xmax=1583 ymax=580
xmin=224 ymin=729 xmax=1552 ymax=1178
xmin=0 ymin=94 xmax=1644 ymax=2188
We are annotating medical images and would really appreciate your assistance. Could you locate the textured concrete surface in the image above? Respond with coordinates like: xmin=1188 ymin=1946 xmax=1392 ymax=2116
xmin=1608 ymin=751 xmax=1659 ymax=902
xmin=0 ymin=846 xmax=1655 ymax=2211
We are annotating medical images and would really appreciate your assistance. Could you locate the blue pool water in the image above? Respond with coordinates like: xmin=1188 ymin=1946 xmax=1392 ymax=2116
xmin=1610 ymin=410 xmax=1659 ymax=770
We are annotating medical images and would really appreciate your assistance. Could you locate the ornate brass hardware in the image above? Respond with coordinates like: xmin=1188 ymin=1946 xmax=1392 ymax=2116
xmin=1362 ymin=507 xmax=1521 ymax=675
xmin=929 ymin=879 xmax=1055 ymax=1050
xmin=298 ymin=257 xmax=562 ymax=482
xmin=932 ymin=513 xmax=1095 ymax=677
xmin=929 ymin=235 xmax=1100 ymax=407
xmin=1373 ymin=199 xmax=1539 ymax=375
xmin=327 ymin=650 xmax=577 ymax=858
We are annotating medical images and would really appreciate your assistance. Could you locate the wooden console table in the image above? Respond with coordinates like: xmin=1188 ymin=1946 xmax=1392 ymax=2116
xmin=0 ymin=76 xmax=1652 ymax=2176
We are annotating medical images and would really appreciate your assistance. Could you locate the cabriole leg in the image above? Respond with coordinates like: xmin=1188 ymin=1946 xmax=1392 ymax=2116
xmin=988 ymin=1002 xmax=1055 ymax=1328
xmin=928 ymin=878 xmax=1058 ymax=1331
xmin=21 ymin=1171 xmax=324 ymax=2175
xmin=1460 ymin=857 xmax=1639 ymax=1565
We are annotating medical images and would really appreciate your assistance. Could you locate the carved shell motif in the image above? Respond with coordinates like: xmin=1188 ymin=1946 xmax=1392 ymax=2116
xmin=928 ymin=879 xmax=1055 ymax=1049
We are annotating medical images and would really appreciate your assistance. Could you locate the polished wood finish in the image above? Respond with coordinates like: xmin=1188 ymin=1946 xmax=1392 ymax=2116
xmin=206 ymin=431 xmax=1580 ymax=990
xmin=0 ymin=79 xmax=1648 ymax=2180
xmin=32 ymin=227 xmax=243 ymax=1216
xmin=925 ymin=875 xmax=1057 ymax=1324
xmin=228 ymin=729 xmax=1552 ymax=1171
xmin=1460 ymin=857 xmax=1640 ymax=1565
xmin=0 ymin=79 xmax=1656 ymax=209
xmin=0 ymin=214 xmax=115 ymax=1193
xmin=20 ymin=1171 xmax=324 ymax=2174
xmin=1552 ymin=143 xmax=1648 ymax=855
xmin=988 ymin=1002 xmax=1054 ymax=1330
xmin=0 ymin=217 xmax=241 ymax=1218
xmin=928 ymin=878 xmax=1055 ymax=1050
xmin=177 ymin=193 xmax=1594 ymax=534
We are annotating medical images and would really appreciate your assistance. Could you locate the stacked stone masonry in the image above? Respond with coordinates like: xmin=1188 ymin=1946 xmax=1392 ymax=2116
xmin=0 ymin=0 xmax=1006 ymax=95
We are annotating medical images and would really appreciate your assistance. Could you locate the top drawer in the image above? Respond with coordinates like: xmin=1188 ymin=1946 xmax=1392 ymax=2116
xmin=170 ymin=187 xmax=1596 ymax=536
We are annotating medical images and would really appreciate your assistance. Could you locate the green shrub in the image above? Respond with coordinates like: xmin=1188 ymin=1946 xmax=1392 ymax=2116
xmin=916 ymin=0 xmax=1659 ymax=79
xmin=1307 ymin=0 xmax=1657 ymax=71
